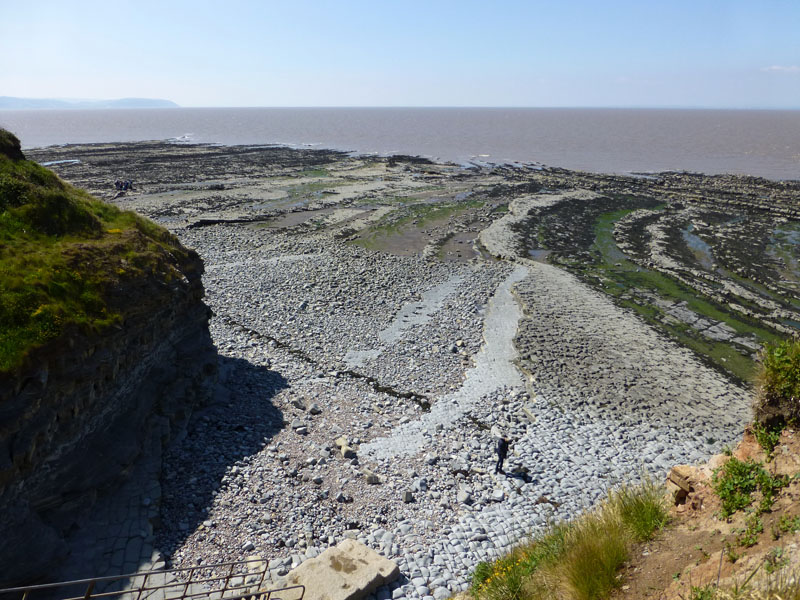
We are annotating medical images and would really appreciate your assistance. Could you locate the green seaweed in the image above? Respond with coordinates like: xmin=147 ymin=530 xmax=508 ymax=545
xmin=563 ymin=207 xmax=784 ymax=382
xmin=352 ymin=198 xmax=485 ymax=249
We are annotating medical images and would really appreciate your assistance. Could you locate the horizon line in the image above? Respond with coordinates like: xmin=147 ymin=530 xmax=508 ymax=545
xmin=4 ymin=104 xmax=800 ymax=111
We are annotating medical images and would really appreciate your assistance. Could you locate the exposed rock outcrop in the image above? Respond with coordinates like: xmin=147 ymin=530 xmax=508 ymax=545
xmin=0 ymin=133 xmax=217 ymax=585
xmin=0 ymin=254 xmax=215 ymax=586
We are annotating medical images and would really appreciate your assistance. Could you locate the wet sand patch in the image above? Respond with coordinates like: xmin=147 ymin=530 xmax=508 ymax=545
xmin=439 ymin=231 xmax=479 ymax=262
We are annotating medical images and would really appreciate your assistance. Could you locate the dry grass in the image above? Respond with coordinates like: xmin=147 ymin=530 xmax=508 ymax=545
xmin=470 ymin=477 xmax=668 ymax=600
xmin=552 ymin=508 xmax=629 ymax=600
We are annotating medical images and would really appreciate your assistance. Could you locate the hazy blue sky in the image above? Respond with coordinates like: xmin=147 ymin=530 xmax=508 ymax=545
xmin=2 ymin=0 xmax=799 ymax=108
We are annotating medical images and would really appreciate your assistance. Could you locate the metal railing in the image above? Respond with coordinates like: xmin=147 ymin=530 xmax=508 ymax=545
xmin=0 ymin=559 xmax=303 ymax=600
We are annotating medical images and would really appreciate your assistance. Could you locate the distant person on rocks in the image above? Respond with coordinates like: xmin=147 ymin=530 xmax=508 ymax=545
xmin=495 ymin=436 xmax=510 ymax=474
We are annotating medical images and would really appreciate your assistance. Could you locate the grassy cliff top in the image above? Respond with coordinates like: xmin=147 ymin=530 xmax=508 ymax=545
xmin=0 ymin=129 xmax=195 ymax=373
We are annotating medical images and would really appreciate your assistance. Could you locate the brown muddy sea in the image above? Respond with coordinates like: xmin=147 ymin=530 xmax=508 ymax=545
xmin=2 ymin=107 xmax=799 ymax=180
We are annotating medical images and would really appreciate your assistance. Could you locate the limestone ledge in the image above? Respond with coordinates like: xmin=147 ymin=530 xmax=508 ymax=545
xmin=478 ymin=190 xmax=600 ymax=260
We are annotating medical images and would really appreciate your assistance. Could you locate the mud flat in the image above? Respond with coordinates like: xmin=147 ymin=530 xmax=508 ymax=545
xmin=29 ymin=142 xmax=798 ymax=598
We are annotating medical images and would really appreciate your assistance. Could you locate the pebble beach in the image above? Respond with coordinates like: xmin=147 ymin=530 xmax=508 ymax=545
xmin=28 ymin=141 xmax=789 ymax=599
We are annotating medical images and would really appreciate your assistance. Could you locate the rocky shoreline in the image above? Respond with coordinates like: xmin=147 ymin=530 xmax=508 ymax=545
xmin=28 ymin=142 xmax=797 ymax=599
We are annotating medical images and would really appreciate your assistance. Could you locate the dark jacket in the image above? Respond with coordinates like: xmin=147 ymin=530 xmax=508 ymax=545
xmin=496 ymin=437 xmax=509 ymax=457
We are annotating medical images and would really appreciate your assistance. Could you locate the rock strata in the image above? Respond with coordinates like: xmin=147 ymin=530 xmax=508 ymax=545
xmin=0 ymin=226 xmax=215 ymax=586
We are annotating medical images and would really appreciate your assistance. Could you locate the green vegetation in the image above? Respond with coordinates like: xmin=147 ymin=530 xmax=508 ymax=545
xmin=295 ymin=168 xmax=330 ymax=178
xmin=752 ymin=421 xmax=785 ymax=460
xmin=724 ymin=265 xmax=800 ymax=311
xmin=556 ymin=510 xmax=629 ymax=600
xmin=689 ymin=585 xmax=717 ymax=600
xmin=755 ymin=338 xmax=800 ymax=424
xmin=711 ymin=457 xmax=788 ymax=519
xmin=685 ymin=567 xmax=800 ymax=599
xmin=384 ymin=195 xmax=420 ymax=205
xmin=774 ymin=514 xmax=800 ymax=538
xmin=353 ymin=199 xmax=485 ymax=250
xmin=764 ymin=547 xmax=789 ymax=575
xmin=0 ymin=130 xmax=25 ymax=160
xmin=0 ymin=129 xmax=192 ymax=372
xmin=591 ymin=207 xmax=640 ymax=263
xmin=737 ymin=513 xmax=764 ymax=548
xmin=285 ymin=179 xmax=347 ymax=199
xmin=607 ymin=476 xmax=670 ymax=542
xmin=725 ymin=544 xmax=741 ymax=564
xmin=470 ymin=477 xmax=667 ymax=600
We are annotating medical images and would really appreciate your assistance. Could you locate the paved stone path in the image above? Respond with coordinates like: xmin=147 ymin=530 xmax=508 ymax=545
xmin=47 ymin=421 xmax=166 ymax=598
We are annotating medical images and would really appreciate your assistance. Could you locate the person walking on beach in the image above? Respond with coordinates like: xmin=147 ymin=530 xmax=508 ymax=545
xmin=495 ymin=436 xmax=510 ymax=474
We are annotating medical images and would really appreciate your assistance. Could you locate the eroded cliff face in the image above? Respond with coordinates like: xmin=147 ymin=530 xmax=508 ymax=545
xmin=0 ymin=248 xmax=216 ymax=586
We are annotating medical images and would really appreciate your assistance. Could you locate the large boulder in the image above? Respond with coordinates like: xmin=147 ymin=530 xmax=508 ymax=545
xmin=282 ymin=539 xmax=399 ymax=600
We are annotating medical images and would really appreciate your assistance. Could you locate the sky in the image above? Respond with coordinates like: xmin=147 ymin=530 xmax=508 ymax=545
xmin=2 ymin=0 xmax=799 ymax=108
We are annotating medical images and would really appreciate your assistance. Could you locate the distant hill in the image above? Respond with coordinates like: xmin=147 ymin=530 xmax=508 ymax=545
xmin=0 ymin=97 xmax=179 ymax=109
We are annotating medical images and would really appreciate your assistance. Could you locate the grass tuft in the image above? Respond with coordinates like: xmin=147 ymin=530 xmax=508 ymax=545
xmin=556 ymin=509 xmax=629 ymax=600
xmin=609 ymin=475 xmax=670 ymax=542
